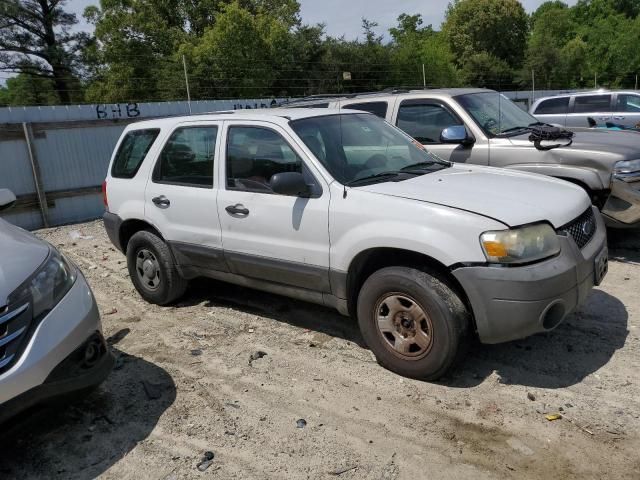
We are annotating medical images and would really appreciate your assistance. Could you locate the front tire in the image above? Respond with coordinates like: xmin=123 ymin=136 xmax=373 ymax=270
xmin=126 ymin=231 xmax=187 ymax=305
xmin=357 ymin=267 xmax=469 ymax=380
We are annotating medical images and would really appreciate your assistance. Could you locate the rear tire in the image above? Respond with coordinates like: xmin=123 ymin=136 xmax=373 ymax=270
xmin=126 ymin=230 xmax=187 ymax=305
xmin=357 ymin=267 xmax=469 ymax=380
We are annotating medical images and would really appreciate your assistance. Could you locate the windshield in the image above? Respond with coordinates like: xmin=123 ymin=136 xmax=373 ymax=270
xmin=290 ymin=113 xmax=450 ymax=185
xmin=456 ymin=92 xmax=539 ymax=136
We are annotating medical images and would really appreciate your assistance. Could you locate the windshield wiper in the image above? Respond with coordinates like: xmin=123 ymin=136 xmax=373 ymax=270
xmin=400 ymin=160 xmax=450 ymax=172
xmin=346 ymin=172 xmax=405 ymax=187
xmin=496 ymin=126 xmax=530 ymax=136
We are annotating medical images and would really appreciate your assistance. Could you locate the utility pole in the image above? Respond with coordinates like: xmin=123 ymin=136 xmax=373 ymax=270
xmin=594 ymin=72 xmax=597 ymax=89
xmin=531 ymin=69 xmax=535 ymax=103
xmin=183 ymin=54 xmax=192 ymax=115
xmin=422 ymin=64 xmax=426 ymax=88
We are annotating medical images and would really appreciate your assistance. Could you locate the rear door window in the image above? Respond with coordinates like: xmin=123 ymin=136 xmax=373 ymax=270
xmin=534 ymin=97 xmax=569 ymax=115
xmin=344 ymin=101 xmax=389 ymax=118
xmin=573 ymin=95 xmax=612 ymax=113
xmin=153 ymin=126 xmax=218 ymax=188
xmin=111 ymin=129 xmax=160 ymax=179
xmin=396 ymin=102 xmax=463 ymax=144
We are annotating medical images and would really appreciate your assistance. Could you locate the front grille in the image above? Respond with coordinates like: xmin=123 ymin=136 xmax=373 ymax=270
xmin=0 ymin=302 xmax=32 ymax=375
xmin=559 ymin=207 xmax=596 ymax=249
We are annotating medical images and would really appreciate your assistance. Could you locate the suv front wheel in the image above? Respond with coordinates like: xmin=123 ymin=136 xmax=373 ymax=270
xmin=126 ymin=230 xmax=188 ymax=305
xmin=357 ymin=267 xmax=469 ymax=380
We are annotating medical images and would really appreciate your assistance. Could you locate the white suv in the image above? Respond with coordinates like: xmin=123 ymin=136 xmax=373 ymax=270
xmin=103 ymin=109 xmax=608 ymax=379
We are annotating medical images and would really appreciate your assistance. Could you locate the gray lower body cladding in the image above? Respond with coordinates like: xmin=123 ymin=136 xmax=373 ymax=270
xmin=601 ymin=178 xmax=640 ymax=228
xmin=453 ymin=207 xmax=608 ymax=344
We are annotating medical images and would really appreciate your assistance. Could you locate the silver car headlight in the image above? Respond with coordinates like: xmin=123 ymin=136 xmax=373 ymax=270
xmin=8 ymin=248 xmax=77 ymax=318
xmin=613 ymin=159 xmax=640 ymax=181
xmin=480 ymin=223 xmax=560 ymax=264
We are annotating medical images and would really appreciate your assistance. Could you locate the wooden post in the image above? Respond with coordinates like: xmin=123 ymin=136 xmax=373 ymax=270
xmin=22 ymin=122 xmax=49 ymax=227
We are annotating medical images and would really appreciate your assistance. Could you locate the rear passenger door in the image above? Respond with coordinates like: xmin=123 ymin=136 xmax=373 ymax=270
xmin=144 ymin=122 xmax=227 ymax=271
xmin=566 ymin=94 xmax=613 ymax=128
xmin=217 ymin=121 xmax=331 ymax=292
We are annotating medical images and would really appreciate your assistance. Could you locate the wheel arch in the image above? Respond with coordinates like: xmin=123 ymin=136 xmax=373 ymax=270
xmin=118 ymin=218 xmax=164 ymax=254
xmin=343 ymin=247 xmax=474 ymax=328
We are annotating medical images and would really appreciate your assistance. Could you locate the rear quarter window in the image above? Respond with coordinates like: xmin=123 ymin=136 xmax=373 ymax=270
xmin=534 ymin=97 xmax=569 ymax=115
xmin=344 ymin=101 xmax=389 ymax=118
xmin=111 ymin=129 xmax=160 ymax=179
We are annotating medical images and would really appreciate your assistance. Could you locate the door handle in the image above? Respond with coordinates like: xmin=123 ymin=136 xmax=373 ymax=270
xmin=613 ymin=116 xmax=625 ymax=120
xmin=152 ymin=195 xmax=170 ymax=208
xmin=599 ymin=116 xmax=611 ymax=120
xmin=225 ymin=204 xmax=250 ymax=216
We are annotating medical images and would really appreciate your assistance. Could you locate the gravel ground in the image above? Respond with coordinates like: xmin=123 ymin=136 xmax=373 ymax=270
xmin=1 ymin=220 xmax=639 ymax=479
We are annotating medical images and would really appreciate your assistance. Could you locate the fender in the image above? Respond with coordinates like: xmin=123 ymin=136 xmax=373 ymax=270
xmin=504 ymin=164 xmax=607 ymax=191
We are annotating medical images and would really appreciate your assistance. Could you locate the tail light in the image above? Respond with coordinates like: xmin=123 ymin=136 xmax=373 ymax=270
xmin=102 ymin=181 xmax=108 ymax=209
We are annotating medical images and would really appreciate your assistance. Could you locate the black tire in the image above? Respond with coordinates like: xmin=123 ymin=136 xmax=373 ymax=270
xmin=126 ymin=230 xmax=188 ymax=305
xmin=357 ymin=267 xmax=469 ymax=381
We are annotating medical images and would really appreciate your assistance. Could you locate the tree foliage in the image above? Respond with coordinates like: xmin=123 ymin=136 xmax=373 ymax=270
xmin=2 ymin=0 xmax=640 ymax=105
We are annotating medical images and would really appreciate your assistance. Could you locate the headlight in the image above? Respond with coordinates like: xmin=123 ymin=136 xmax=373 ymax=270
xmin=613 ymin=159 xmax=640 ymax=180
xmin=480 ymin=223 xmax=560 ymax=264
xmin=7 ymin=248 xmax=76 ymax=318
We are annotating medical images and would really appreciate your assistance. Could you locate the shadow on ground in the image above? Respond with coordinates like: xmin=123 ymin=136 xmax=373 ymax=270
xmin=179 ymin=277 xmax=628 ymax=390
xmin=608 ymin=228 xmax=640 ymax=264
xmin=444 ymin=289 xmax=628 ymax=389
xmin=0 ymin=345 xmax=176 ymax=480
xmin=182 ymin=278 xmax=365 ymax=347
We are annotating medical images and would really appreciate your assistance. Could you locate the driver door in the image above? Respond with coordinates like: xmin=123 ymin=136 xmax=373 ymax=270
xmin=394 ymin=99 xmax=489 ymax=165
xmin=216 ymin=121 xmax=331 ymax=292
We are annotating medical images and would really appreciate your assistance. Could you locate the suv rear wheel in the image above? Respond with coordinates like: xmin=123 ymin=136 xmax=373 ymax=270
xmin=357 ymin=267 xmax=469 ymax=380
xmin=126 ymin=230 xmax=187 ymax=305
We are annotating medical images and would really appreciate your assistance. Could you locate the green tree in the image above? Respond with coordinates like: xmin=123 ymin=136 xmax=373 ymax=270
xmin=442 ymin=0 xmax=529 ymax=74
xmin=0 ymin=73 xmax=59 ymax=106
xmin=0 ymin=0 xmax=87 ymax=103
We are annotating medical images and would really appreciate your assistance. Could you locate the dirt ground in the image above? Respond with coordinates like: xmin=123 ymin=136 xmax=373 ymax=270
xmin=1 ymin=220 xmax=639 ymax=479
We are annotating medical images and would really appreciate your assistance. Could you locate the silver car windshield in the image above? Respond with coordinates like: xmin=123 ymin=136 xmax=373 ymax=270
xmin=456 ymin=92 xmax=539 ymax=137
xmin=290 ymin=113 xmax=450 ymax=185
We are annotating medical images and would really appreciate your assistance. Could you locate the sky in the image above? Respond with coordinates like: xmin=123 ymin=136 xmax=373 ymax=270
xmin=67 ymin=0 xmax=579 ymax=39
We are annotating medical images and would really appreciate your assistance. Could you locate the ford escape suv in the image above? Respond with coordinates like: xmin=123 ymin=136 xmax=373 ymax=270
xmin=103 ymin=109 xmax=608 ymax=380
xmin=0 ymin=189 xmax=113 ymax=423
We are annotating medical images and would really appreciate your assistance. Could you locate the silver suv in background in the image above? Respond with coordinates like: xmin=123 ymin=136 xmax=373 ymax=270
xmin=531 ymin=90 xmax=640 ymax=129
xmin=283 ymin=88 xmax=640 ymax=228
xmin=0 ymin=189 xmax=113 ymax=424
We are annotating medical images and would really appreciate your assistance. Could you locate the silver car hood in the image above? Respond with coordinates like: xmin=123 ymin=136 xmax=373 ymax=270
xmin=508 ymin=128 xmax=640 ymax=161
xmin=0 ymin=218 xmax=49 ymax=305
xmin=359 ymin=164 xmax=591 ymax=228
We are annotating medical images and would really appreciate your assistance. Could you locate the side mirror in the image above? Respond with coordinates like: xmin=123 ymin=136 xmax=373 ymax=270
xmin=440 ymin=126 xmax=474 ymax=146
xmin=0 ymin=189 xmax=16 ymax=211
xmin=270 ymin=172 xmax=310 ymax=197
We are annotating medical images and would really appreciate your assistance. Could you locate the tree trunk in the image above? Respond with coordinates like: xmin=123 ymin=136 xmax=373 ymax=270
xmin=39 ymin=0 xmax=72 ymax=103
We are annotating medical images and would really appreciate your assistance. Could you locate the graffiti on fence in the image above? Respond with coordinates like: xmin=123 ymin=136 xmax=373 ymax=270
xmin=95 ymin=103 xmax=141 ymax=120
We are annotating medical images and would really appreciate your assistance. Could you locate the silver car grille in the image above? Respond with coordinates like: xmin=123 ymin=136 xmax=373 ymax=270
xmin=0 ymin=302 xmax=31 ymax=374
xmin=559 ymin=208 xmax=597 ymax=250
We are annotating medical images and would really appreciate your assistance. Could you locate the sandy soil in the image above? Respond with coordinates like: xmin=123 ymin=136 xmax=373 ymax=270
xmin=1 ymin=220 xmax=639 ymax=479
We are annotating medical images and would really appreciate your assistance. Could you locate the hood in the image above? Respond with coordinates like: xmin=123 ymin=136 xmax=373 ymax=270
xmin=359 ymin=164 xmax=591 ymax=228
xmin=0 ymin=218 xmax=50 ymax=305
xmin=509 ymin=128 xmax=640 ymax=161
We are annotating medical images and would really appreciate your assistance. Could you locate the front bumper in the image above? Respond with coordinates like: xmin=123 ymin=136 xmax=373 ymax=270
xmin=453 ymin=207 xmax=607 ymax=344
xmin=602 ymin=178 xmax=640 ymax=228
xmin=0 ymin=271 xmax=113 ymax=423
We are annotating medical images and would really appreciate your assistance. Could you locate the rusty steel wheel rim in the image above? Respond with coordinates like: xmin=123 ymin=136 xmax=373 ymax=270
xmin=374 ymin=293 xmax=434 ymax=359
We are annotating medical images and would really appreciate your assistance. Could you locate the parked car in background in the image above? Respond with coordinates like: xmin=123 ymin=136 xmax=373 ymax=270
xmin=103 ymin=109 xmax=607 ymax=380
xmin=283 ymin=88 xmax=640 ymax=228
xmin=531 ymin=90 xmax=640 ymax=129
xmin=0 ymin=189 xmax=113 ymax=424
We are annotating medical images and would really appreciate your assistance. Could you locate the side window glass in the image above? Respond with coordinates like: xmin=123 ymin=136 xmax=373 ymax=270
xmin=345 ymin=102 xmax=388 ymax=118
xmin=154 ymin=126 xmax=217 ymax=188
xmin=573 ymin=95 xmax=612 ymax=113
xmin=616 ymin=94 xmax=640 ymax=113
xmin=226 ymin=127 xmax=302 ymax=194
xmin=535 ymin=97 xmax=569 ymax=115
xmin=396 ymin=103 xmax=463 ymax=144
xmin=111 ymin=129 xmax=160 ymax=179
